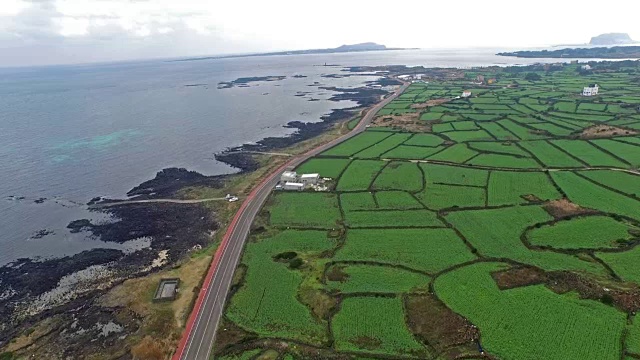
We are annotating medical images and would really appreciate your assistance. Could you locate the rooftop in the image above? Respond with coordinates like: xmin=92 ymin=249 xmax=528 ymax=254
xmin=300 ymin=173 xmax=320 ymax=178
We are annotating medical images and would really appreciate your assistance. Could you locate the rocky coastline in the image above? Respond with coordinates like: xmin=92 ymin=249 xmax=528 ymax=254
xmin=0 ymin=72 xmax=396 ymax=358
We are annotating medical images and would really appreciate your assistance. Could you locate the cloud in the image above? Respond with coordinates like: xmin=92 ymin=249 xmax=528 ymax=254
xmin=0 ymin=0 xmax=638 ymax=67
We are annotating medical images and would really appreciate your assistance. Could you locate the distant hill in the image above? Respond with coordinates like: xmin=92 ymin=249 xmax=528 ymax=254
xmin=497 ymin=46 xmax=640 ymax=59
xmin=590 ymin=33 xmax=636 ymax=45
xmin=334 ymin=42 xmax=388 ymax=52
xmin=175 ymin=43 xmax=409 ymax=62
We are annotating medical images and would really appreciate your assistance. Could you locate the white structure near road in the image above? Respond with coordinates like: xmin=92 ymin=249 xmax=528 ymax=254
xmin=582 ymin=84 xmax=599 ymax=96
xmin=462 ymin=90 xmax=472 ymax=98
xmin=280 ymin=171 xmax=298 ymax=183
xmin=283 ymin=182 xmax=304 ymax=191
xmin=300 ymin=173 xmax=320 ymax=186
xmin=582 ymin=64 xmax=592 ymax=70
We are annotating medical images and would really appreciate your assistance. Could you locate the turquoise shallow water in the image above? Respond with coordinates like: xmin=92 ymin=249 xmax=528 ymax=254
xmin=0 ymin=48 xmax=574 ymax=264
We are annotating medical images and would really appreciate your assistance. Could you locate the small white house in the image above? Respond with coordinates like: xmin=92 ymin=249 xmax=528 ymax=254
xmin=281 ymin=171 xmax=298 ymax=183
xmin=582 ymin=84 xmax=599 ymax=97
xmin=300 ymin=173 xmax=320 ymax=186
xmin=581 ymin=64 xmax=592 ymax=71
xmin=283 ymin=182 xmax=304 ymax=191
xmin=461 ymin=90 xmax=472 ymax=98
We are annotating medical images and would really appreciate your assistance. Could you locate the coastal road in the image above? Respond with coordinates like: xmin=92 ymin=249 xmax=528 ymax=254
xmin=174 ymin=81 xmax=410 ymax=360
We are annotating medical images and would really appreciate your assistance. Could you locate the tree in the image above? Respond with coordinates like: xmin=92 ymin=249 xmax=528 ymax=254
xmin=525 ymin=73 xmax=542 ymax=81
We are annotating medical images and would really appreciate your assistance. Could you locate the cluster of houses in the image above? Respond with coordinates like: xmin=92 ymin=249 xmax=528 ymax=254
xmin=397 ymin=74 xmax=427 ymax=83
xmin=276 ymin=171 xmax=328 ymax=191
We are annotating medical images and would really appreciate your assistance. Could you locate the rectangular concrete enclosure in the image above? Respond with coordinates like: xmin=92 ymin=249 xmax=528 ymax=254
xmin=153 ymin=278 xmax=180 ymax=302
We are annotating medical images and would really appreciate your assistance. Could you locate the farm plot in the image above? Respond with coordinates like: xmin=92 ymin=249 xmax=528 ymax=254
xmin=468 ymin=153 xmax=541 ymax=169
xmin=375 ymin=191 xmax=424 ymax=209
xmin=550 ymin=140 xmax=628 ymax=168
xmin=340 ymin=192 xmax=377 ymax=212
xmin=343 ymin=209 xmax=444 ymax=228
xmin=335 ymin=228 xmax=475 ymax=273
xmin=467 ymin=141 xmax=529 ymax=157
xmin=422 ymin=163 xmax=488 ymax=186
xmin=381 ymin=145 xmax=446 ymax=159
xmin=227 ymin=230 xmax=336 ymax=344
xmin=598 ymin=247 xmax=640 ymax=285
xmin=403 ymin=133 xmax=445 ymax=147
xmin=590 ymin=139 xmax=640 ymax=167
xmin=426 ymin=144 xmax=479 ymax=163
xmin=270 ymin=192 xmax=341 ymax=228
xmin=295 ymin=158 xmax=351 ymax=179
xmin=372 ymin=162 xmax=423 ymax=192
xmin=580 ymin=170 xmax=640 ymax=197
xmin=325 ymin=264 xmax=430 ymax=293
xmin=353 ymin=133 xmax=413 ymax=159
xmin=418 ymin=183 xmax=485 ymax=209
xmin=526 ymin=215 xmax=637 ymax=249
xmin=519 ymin=140 xmax=585 ymax=168
xmin=551 ymin=171 xmax=640 ymax=221
xmin=332 ymin=297 xmax=429 ymax=356
xmin=322 ymin=132 xmax=392 ymax=157
xmin=487 ymin=171 xmax=561 ymax=206
xmin=434 ymin=262 xmax=626 ymax=360
xmin=477 ymin=122 xmax=520 ymax=141
xmin=443 ymin=129 xmax=494 ymax=142
xmin=337 ymin=160 xmax=387 ymax=191
xmin=445 ymin=206 xmax=605 ymax=273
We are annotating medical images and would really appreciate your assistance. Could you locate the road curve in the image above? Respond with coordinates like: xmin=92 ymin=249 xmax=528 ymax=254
xmin=173 ymin=81 xmax=410 ymax=360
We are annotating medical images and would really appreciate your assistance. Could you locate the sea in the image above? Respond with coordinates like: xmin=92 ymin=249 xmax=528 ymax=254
xmin=0 ymin=47 xmax=594 ymax=265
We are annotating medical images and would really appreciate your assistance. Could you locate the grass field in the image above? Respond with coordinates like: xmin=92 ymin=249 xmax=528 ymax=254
xmin=336 ymin=160 xmax=386 ymax=191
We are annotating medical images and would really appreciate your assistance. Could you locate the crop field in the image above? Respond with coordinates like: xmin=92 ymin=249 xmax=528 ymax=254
xmin=332 ymin=297 xmax=429 ymax=356
xmin=326 ymin=264 xmax=430 ymax=293
xmin=526 ymin=215 xmax=637 ymax=249
xmin=217 ymin=62 xmax=640 ymax=360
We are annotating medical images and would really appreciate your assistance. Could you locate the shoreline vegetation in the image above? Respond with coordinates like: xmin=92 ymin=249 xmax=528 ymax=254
xmin=498 ymin=46 xmax=640 ymax=59
xmin=0 ymin=73 xmax=404 ymax=359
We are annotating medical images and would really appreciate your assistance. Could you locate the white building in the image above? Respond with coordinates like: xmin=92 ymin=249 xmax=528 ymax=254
xmin=582 ymin=84 xmax=599 ymax=97
xmin=581 ymin=64 xmax=592 ymax=71
xmin=283 ymin=182 xmax=304 ymax=191
xmin=461 ymin=90 xmax=472 ymax=98
xmin=281 ymin=171 xmax=298 ymax=183
xmin=300 ymin=173 xmax=320 ymax=186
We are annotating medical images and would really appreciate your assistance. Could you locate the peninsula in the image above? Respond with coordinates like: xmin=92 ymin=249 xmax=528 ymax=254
xmin=497 ymin=45 xmax=640 ymax=59
xmin=173 ymin=42 xmax=411 ymax=62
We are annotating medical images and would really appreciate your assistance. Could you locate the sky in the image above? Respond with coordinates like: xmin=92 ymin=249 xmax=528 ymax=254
xmin=1 ymin=0 xmax=639 ymax=67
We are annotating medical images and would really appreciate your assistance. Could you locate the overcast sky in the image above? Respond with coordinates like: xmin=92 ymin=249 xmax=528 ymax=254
xmin=1 ymin=0 xmax=639 ymax=67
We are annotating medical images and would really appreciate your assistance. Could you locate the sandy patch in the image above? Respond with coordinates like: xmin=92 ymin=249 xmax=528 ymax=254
xmin=578 ymin=124 xmax=638 ymax=139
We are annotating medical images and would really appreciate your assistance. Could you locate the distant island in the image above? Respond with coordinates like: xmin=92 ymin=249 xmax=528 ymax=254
xmin=590 ymin=33 xmax=636 ymax=46
xmin=174 ymin=43 xmax=411 ymax=62
xmin=497 ymin=46 xmax=640 ymax=59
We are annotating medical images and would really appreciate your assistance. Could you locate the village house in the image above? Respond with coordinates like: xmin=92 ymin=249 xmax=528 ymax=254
xmin=283 ymin=182 xmax=304 ymax=191
xmin=462 ymin=90 xmax=472 ymax=98
xmin=582 ymin=64 xmax=592 ymax=71
xmin=300 ymin=173 xmax=320 ymax=186
xmin=280 ymin=171 xmax=298 ymax=183
xmin=582 ymin=84 xmax=599 ymax=97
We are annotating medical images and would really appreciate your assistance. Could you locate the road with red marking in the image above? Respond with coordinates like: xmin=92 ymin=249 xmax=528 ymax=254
xmin=174 ymin=82 xmax=409 ymax=360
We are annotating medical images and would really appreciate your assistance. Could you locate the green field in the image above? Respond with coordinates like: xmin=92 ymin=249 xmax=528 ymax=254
xmin=526 ymin=215 xmax=636 ymax=249
xmin=335 ymin=228 xmax=475 ymax=273
xmin=332 ymin=297 xmax=428 ymax=356
xmin=435 ymin=262 xmax=626 ymax=360
xmin=218 ymin=62 xmax=640 ymax=360
xmin=270 ymin=192 xmax=341 ymax=228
